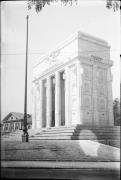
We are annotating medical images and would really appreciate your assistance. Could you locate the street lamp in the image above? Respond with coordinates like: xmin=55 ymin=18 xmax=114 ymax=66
xmin=22 ymin=15 xmax=29 ymax=142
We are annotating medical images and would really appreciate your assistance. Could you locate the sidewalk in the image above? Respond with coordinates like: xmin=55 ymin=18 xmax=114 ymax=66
xmin=1 ymin=139 xmax=120 ymax=161
xmin=1 ymin=138 xmax=120 ymax=179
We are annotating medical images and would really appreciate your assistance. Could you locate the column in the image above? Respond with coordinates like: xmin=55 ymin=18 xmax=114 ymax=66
xmin=76 ymin=60 xmax=83 ymax=124
xmin=107 ymin=68 xmax=114 ymax=126
xmin=39 ymin=80 xmax=43 ymax=128
xmin=55 ymin=71 xmax=61 ymax=126
xmin=32 ymin=84 xmax=36 ymax=129
xmin=92 ymin=64 xmax=98 ymax=125
xmin=46 ymin=77 xmax=52 ymax=128
xmin=65 ymin=67 xmax=70 ymax=126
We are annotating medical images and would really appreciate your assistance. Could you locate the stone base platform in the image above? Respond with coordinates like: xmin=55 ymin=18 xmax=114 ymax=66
xmin=1 ymin=161 xmax=120 ymax=180
xmin=29 ymin=125 xmax=120 ymax=148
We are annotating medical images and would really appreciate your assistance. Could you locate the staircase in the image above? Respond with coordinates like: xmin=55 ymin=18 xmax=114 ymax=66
xmin=29 ymin=125 xmax=120 ymax=148
xmin=2 ymin=125 xmax=120 ymax=148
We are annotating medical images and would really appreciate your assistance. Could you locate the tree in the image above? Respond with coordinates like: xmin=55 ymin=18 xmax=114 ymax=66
xmin=28 ymin=0 xmax=120 ymax=12
xmin=106 ymin=0 xmax=120 ymax=11
xmin=113 ymin=98 xmax=120 ymax=126
xmin=28 ymin=0 xmax=77 ymax=13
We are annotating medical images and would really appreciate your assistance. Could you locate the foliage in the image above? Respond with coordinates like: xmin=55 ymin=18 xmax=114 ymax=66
xmin=28 ymin=0 xmax=120 ymax=12
xmin=28 ymin=0 xmax=77 ymax=12
xmin=106 ymin=0 xmax=120 ymax=11
xmin=113 ymin=98 xmax=120 ymax=126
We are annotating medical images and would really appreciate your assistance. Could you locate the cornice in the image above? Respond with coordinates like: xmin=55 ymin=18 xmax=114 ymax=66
xmin=33 ymin=56 xmax=78 ymax=82
xmin=78 ymin=31 xmax=110 ymax=48
xmin=33 ymin=31 xmax=110 ymax=69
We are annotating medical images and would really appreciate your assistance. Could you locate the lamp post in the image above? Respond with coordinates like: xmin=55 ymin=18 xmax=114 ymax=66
xmin=22 ymin=15 xmax=29 ymax=142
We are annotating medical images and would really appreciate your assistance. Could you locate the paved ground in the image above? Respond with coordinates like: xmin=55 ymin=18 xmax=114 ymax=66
xmin=1 ymin=138 xmax=120 ymax=162
xmin=1 ymin=137 xmax=120 ymax=179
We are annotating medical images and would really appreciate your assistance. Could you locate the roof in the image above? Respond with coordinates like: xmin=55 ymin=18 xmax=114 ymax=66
xmin=2 ymin=112 xmax=32 ymax=123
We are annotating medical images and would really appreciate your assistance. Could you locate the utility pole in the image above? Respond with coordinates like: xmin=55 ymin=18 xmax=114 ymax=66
xmin=22 ymin=15 xmax=29 ymax=142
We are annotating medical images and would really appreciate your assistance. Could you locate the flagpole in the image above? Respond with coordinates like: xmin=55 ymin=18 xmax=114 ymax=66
xmin=22 ymin=15 xmax=29 ymax=142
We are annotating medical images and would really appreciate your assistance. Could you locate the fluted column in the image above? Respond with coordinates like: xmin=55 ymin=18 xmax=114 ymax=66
xmin=39 ymin=80 xmax=43 ymax=128
xmin=76 ymin=60 xmax=83 ymax=124
xmin=32 ymin=84 xmax=36 ymax=129
xmin=55 ymin=71 xmax=61 ymax=126
xmin=65 ymin=67 xmax=70 ymax=126
xmin=92 ymin=64 xmax=98 ymax=125
xmin=46 ymin=77 xmax=52 ymax=128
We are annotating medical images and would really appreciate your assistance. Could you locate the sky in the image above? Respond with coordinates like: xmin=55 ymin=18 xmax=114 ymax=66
xmin=1 ymin=0 xmax=120 ymax=120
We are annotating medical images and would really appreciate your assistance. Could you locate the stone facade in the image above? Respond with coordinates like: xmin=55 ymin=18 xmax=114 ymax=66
xmin=32 ymin=31 xmax=114 ymax=129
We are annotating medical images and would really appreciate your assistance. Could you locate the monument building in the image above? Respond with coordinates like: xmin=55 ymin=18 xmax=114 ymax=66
xmin=32 ymin=31 xmax=114 ymax=129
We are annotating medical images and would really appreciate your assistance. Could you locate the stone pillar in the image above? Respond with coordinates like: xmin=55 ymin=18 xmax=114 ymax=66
xmin=107 ymin=69 xmax=114 ymax=126
xmin=92 ymin=64 xmax=98 ymax=125
xmin=65 ymin=67 xmax=70 ymax=126
xmin=39 ymin=80 xmax=43 ymax=128
xmin=46 ymin=77 xmax=52 ymax=128
xmin=32 ymin=84 xmax=36 ymax=129
xmin=55 ymin=71 xmax=61 ymax=126
xmin=76 ymin=60 xmax=83 ymax=124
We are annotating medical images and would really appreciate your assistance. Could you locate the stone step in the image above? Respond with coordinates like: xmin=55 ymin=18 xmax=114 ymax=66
xmin=34 ymin=125 xmax=120 ymax=132
xmin=37 ymin=130 xmax=120 ymax=137
xmin=37 ymin=129 xmax=120 ymax=134
xmin=30 ymin=131 xmax=120 ymax=139
xmin=30 ymin=136 xmax=72 ymax=140
xmin=39 ymin=127 xmax=120 ymax=133
xmin=33 ymin=132 xmax=120 ymax=139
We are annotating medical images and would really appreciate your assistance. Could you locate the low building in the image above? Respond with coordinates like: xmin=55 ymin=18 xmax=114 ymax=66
xmin=2 ymin=112 xmax=32 ymax=132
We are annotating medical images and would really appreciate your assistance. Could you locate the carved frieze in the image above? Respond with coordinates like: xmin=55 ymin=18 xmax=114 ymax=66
xmin=90 ymin=55 xmax=103 ymax=62
xmin=98 ymin=112 xmax=106 ymax=123
xmin=44 ymin=50 xmax=60 ymax=65
xmin=83 ymin=65 xmax=92 ymax=80
xmin=97 ymin=69 xmax=106 ymax=83
xmin=82 ymin=81 xmax=91 ymax=94
xmin=82 ymin=110 xmax=92 ymax=121
xmin=82 ymin=95 xmax=91 ymax=109
xmin=98 ymin=98 xmax=106 ymax=111
xmin=98 ymin=85 xmax=106 ymax=96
